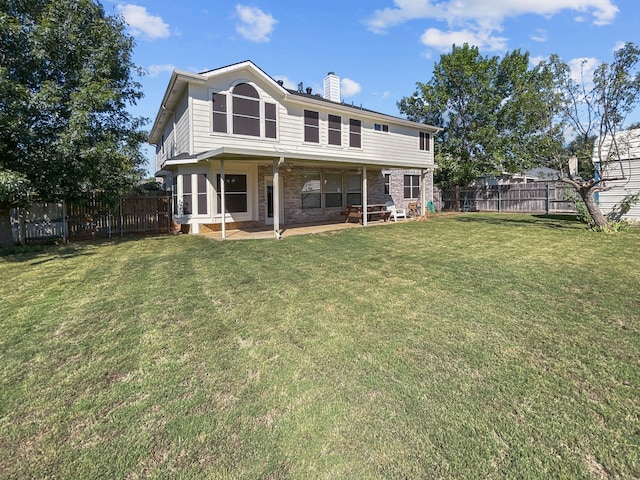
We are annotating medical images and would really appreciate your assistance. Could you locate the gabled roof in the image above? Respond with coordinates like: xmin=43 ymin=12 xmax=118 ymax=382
xmin=149 ymin=60 xmax=440 ymax=145
xmin=149 ymin=61 xmax=287 ymax=144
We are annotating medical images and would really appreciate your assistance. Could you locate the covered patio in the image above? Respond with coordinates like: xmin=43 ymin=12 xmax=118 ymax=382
xmin=199 ymin=217 xmax=397 ymax=240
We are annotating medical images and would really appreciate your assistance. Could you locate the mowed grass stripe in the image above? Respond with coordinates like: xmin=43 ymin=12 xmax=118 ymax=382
xmin=0 ymin=213 xmax=638 ymax=479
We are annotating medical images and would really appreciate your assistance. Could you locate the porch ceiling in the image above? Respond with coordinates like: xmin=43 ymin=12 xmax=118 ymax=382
xmin=184 ymin=146 xmax=432 ymax=170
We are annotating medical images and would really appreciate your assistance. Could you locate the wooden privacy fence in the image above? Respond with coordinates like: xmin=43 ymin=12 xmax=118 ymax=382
xmin=11 ymin=194 xmax=171 ymax=244
xmin=436 ymin=183 xmax=576 ymax=214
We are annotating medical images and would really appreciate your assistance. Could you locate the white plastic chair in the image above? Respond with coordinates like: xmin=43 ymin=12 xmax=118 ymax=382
xmin=385 ymin=201 xmax=407 ymax=222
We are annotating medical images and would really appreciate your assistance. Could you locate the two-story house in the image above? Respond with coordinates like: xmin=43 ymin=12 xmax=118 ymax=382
xmin=149 ymin=60 xmax=440 ymax=238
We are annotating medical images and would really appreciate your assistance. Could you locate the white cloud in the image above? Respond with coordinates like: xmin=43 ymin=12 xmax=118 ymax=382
xmin=235 ymin=5 xmax=277 ymax=43
xmin=148 ymin=64 xmax=175 ymax=78
xmin=116 ymin=4 xmax=170 ymax=40
xmin=365 ymin=0 xmax=618 ymax=52
xmin=530 ymin=29 xmax=548 ymax=43
xmin=341 ymin=78 xmax=362 ymax=97
xmin=420 ymin=27 xmax=508 ymax=52
xmin=366 ymin=0 xmax=618 ymax=32
xmin=569 ymin=57 xmax=599 ymax=84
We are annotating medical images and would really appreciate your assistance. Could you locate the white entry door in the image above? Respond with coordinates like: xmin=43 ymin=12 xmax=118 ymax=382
xmin=265 ymin=176 xmax=284 ymax=225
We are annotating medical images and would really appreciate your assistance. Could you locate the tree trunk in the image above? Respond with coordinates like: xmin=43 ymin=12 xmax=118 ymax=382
xmin=0 ymin=207 xmax=15 ymax=247
xmin=579 ymin=187 xmax=609 ymax=227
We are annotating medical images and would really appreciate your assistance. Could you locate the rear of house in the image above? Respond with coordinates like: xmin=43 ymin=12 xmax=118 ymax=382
xmin=593 ymin=128 xmax=640 ymax=221
xmin=148 ymin=61 xmax=440 ymax=238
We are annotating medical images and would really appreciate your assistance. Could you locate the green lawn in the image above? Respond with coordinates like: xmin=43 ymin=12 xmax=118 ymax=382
xmin=1 ymin=214 xmax=638 ymax=479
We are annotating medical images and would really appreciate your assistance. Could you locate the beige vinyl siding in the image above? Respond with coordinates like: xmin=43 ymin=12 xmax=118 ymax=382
xmin=598 ymin=158 xmax=640 ymax=221
xmin=158 ymin=120 xmax=174 ymax=165
xmin=154 ymin=93 xmax=189 ymax=171
xmin=187 ymin=75 xmax=434 ymax=169
xmin=174 ymin=93 xmax=190 ymax=156
xmin=594 ymin=129 xmax=640 ymax=221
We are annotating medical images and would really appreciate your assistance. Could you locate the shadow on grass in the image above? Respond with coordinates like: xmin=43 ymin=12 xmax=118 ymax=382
xmin=450 ymin=213 xmax=585 ymax=229
xmin=0 ymin=234 xmax=175 ymax=263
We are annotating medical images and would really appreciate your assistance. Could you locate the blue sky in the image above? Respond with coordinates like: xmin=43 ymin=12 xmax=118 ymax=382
xmin=102 ymin=0 xmax=640 ymax=175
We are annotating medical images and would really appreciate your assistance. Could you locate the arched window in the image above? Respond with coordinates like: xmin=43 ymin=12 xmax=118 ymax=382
xmin=232 ymin=83 xmax=260 ymax=136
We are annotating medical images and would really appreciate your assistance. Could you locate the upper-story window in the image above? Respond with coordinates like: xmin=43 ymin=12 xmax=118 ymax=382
xmin=328 ymin=115 xmax=341 ymax=145
xmin=374 ymin=123 xmax=389 ymax=132
xmin=212 ymin=93 xmax=227 ymax=133
xmin=212 ymin=83 xmax=277 ymax=139
xmin=349 ymin=119 xmax=362 ymax=148
xmin=304 ymin=110 xmax=319 ymax=143
xmin=265 ymin=102 xmax=277 ymax=138
xmin=420 ymin=132 xmax=430 ymax=151
xmin=232 ymin=83 xmax=260 ymax=136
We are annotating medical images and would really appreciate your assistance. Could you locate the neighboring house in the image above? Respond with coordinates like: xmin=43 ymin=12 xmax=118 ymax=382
xmin=474 ymin=166 xmax=559 ymax=186
xmin=148 ymin=60 xmax=440 ymax=238
xmin=593 ymin=128 xmax=640 ymax=221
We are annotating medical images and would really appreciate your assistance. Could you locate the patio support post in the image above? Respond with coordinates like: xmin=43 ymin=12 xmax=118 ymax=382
xmin=220 ymin=159 xmax=226 ymax=240
xmin=362 ymin=166 xmax=368 ymax=226
xmin=273 ymin=157 xmax=283 ymax=240
xmin=421 ymin=169 xmax=427 ymax=216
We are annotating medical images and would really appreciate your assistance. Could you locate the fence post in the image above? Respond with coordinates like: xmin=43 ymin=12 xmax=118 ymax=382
xmin=120 ymin=198 xmax=124 ymax=237
xmin=546 ymin=183 xmax=550 ymax=215
xmin=62 ymin=200 xmax=68 ymax=243
xmin=455 ymin=185 xmax=460 ymax=212
xmin=498 ymin=186 xmax=502 ymax=213
xmin=17 ymin=207 xmax=25 ymax=245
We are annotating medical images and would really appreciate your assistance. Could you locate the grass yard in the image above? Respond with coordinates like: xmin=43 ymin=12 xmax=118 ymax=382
xmin=1 ymin=213 xmax=639 ymax=479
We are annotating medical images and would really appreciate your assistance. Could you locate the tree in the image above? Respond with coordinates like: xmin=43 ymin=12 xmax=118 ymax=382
xmin=0 ymin=0 xmax=147 ymax=246
xmin=541 ymin=43 xmax=640 ymax=228
xmin=398 ymin=44 xmax=557 ymax=187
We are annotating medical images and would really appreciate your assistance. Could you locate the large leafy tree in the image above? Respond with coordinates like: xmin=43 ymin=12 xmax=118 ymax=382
xmin=0 ymin=0 xmax=147 ymax=245
xmin=398 ymin=44 xmax=557 ymax=187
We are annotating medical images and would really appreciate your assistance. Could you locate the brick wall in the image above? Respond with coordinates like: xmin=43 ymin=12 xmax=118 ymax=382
xmin=257 ymin=165 xmax=433 ymax=225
